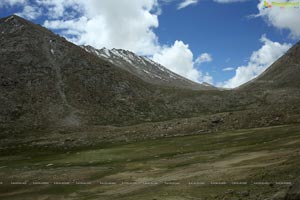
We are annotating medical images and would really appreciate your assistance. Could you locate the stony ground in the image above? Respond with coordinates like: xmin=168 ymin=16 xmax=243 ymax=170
xmin=0 ymin=124 xmax=300 ymax=200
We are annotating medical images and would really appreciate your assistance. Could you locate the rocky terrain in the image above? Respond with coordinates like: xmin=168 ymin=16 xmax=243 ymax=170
xmin=1 ymin=15 xmax=300 ymax=137
xmin=0 ymin=15 xmax=254 ymax=135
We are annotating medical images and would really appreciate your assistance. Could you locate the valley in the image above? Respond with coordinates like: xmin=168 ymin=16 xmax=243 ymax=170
xmin=1 ymin=124 xmax=300 ymax=199
xmin=0 ymin=15 xmax=300 ymax=200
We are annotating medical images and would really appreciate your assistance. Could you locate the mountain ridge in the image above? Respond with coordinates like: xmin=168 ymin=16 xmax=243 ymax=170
xmin=239 ymin=41 xmax=300 ymax=90
xmin=82 ymin=45 xmax=216 ymax=90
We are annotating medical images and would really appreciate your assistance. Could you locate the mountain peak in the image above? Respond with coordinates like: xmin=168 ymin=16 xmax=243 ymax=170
xmin=0 ymin=14 xmax=54 ymax=37
xmin=0 ymin=15 xmax=26 ymax=33
xmin=1 ymin=14 xmax=31 ymax=27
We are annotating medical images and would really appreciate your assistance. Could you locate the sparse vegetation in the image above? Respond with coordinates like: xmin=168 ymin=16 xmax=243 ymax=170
xmin=0 ymin=124 xmax=300 ymax=199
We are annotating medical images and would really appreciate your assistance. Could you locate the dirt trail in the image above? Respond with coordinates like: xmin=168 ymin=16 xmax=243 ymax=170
xmin=100 ymin=150 xmax=288 ymax=196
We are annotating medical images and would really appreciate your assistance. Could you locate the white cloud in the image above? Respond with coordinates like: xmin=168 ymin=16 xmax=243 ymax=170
xmin=223 ymin=35 xmax=291 ymax=88
xmin=203 ymin=72 xmax=213 ymax=84
xmin=36 ymin=0 xmax=92 ymax=19
xmin=222 ymin=67 xmax=234 ymax=71
xmin=0 ymin=0 xmax=27 ymax=7
xmin=42 ymin=0 xmax=160 ymax=55
xmin=17 ymin=5 xmax=42 ymax=19
xmin=213 ymin=0 xmax=248 ymax=3
xmin=257 ymin=0 xmax=300 ymax=37
xmin=152 ymin=41 xmax=200 ymax=82
xmin=177 ymin=0 xmax=198 ymax=10
xmin=195 ymin=53 xmax=212 ymax=64
xmin=152 ymin=40 xmax=213 ymax=83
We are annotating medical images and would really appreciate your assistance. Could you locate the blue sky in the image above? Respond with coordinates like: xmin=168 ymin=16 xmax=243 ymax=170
xmin=155 ymin=0 xmax=297 ymax=85
xmin=0 ymin=0 xmax=299 ymax=88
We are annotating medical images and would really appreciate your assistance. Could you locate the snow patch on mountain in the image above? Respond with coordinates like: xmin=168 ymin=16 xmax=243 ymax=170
xmin=81 ymin=45 xmax=216 ymax=90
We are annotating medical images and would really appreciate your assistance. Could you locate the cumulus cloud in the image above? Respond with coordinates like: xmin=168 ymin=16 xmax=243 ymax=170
xmin=152 ymin=41 xmax=213 ymax=83
xmin=222 ymin=67 xmax=234 ymax=71
xmin=195 ymin=53 xmax=213 ymax=64
xmin=223 ymin=35 xmax=291 ymax=88
xmin=35 ymin=0 xmax=82 ymax=19
xmin=42 ymin=0 xmax=160 ymax=55
xmin=16 ymin=5 xmax=42 ymax=19
xmin=177 ymin=0 xmax=198 ymax=10
xmin=152 ymin=41 xmax=200 ymax=82
xmin=257 ymin=0 xmax=300 ymax=37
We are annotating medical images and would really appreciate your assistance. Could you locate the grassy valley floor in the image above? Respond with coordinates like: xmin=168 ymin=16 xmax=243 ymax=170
xmin=0 ymin=124 xmax=300 ymax=199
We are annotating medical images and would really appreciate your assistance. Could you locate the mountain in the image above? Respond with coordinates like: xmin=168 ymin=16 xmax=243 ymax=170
xmin=0 ymin=15 xmax=160 ymax=131
xmin=1 ymin=15 xmax=300 ymax=138
xmin=0 ymin=15 xmax=236 ymax=134
xmin=82 ymin=45 xmax=216 ymax=90
xmin=240 ymin=41 xmax=300 ymax=90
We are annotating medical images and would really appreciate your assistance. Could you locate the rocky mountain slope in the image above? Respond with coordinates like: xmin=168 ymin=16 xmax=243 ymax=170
xmin=238 ymin=41 xmax=300 ymax=109
xmin=0 ymin=15 xmax=244 ymax=134
xmin=240 ymin=41 xmax=300 ymax=90
xmin=82 ymin=45 xmax=215 ymax=90
xmin=0 ymin=15 xmax=300 ymax=138
xmin=0 ymin=15 xmax=159 ymax=131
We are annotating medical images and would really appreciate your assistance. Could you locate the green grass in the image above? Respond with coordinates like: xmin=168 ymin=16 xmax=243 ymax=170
xmin=0 ymin=124 xmax=300 ymax=199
